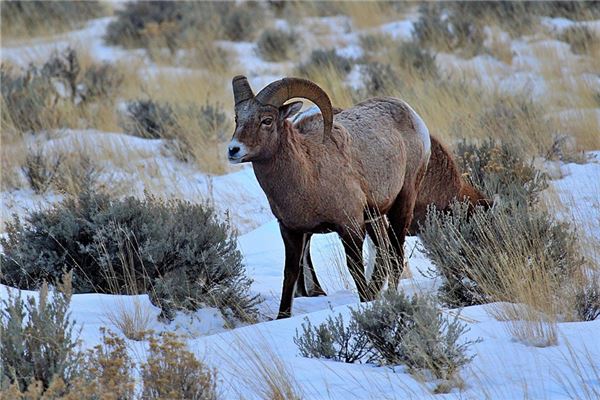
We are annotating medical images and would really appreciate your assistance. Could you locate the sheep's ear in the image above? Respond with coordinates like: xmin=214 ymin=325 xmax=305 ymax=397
xmin=279 ymin=101 xmax=303 ymax=120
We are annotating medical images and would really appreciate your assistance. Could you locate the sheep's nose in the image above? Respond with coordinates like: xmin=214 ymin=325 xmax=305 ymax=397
xmin=228 ymin=145 xmax=240 ymax=158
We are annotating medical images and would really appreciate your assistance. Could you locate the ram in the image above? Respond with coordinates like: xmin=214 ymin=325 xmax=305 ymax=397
xmin=228 ymin=76 xmax=430 ymax=318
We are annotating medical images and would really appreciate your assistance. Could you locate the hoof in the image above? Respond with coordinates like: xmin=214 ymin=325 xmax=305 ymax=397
xmin=307 ymin=288 xmax=327 ymax=297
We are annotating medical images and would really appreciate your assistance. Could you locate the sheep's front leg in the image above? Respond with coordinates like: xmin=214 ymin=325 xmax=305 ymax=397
xmin=277 ymin=224 xmax=304 ymax=319
xmin=340 ymin=228 xmax=370 ymax=302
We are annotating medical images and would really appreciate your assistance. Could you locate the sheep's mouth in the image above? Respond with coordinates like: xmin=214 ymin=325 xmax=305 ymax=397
xmin=228 ymin=155 xmax=247 ymax=164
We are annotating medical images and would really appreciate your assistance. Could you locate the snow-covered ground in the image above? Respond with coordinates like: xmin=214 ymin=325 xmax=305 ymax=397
xmin=1 ymin=154 xmax=599 ymax=398
xmin=2 ymin=7 xmax=600 ymax=399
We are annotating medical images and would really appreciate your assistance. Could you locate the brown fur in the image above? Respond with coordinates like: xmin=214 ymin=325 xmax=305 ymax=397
xmin=409 ymin=135 xmax=488 ymax=233
xmin=231 ymin=95 xmax=430 ymax=318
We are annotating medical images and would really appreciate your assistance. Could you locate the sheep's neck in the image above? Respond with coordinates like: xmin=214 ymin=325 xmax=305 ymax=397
xmin=252 ymin=125 xmax=317 ymax=224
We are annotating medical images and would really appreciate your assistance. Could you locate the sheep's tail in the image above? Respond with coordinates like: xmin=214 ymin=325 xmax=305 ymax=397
xmin=459 ymin=182 xmax=492 ymax=211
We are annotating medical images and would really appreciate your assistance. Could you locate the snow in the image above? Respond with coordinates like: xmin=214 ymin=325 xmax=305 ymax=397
xmin=541 ymin=17 xmax=600 ymax=35
xmin=378 ymin=20 xmax=415 ymax=41
xmin=1 ymin=17 xmax=144 ymax=67
xmin=1 ymin=129 xmax=271 ymax=234
xmin=548 ymin=152 xmax=600 ymax=263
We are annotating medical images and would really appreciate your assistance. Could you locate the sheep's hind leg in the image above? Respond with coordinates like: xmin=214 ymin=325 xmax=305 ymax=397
xmin=340 ymin=227 xmax=370 ymax=302
xmin=365 ymin=218 xmax=390 ymax=298
xmin=386 ymin=187 xmax=418 ymax=292
xmin=295 ymin=234 xmax=327 ymax=297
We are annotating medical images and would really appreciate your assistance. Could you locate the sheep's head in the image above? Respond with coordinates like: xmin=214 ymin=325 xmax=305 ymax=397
xmin=228 ymin=76 xmax=333 ymax=163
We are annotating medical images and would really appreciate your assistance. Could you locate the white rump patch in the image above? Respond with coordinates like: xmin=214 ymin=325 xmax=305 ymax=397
xmin=405 ymin=103 xmax=431 ymax=157
xmin=292 ymin=105 xmax=321 ymax=124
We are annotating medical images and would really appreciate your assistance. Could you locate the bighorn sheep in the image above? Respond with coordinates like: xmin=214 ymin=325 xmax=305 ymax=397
xmin=228 ymin=76 xmax=431 ymax=318
xmin=293 ymin=131 xmax=490 ymax=297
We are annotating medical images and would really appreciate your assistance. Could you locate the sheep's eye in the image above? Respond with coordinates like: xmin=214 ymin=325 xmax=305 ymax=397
xmin=262 ymin=117 xmax=273 ymax=126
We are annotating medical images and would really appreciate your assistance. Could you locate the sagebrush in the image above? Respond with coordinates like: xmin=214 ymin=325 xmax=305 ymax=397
xmin=1 ymin=0 xmax=106 ymax=38
xmin=295 ymin=291 xmax=477 ymax=384
xmin=0 ymin=277 xmax=82 ymax=393
xmin=0 ymin=187 xmax=259 ymax=322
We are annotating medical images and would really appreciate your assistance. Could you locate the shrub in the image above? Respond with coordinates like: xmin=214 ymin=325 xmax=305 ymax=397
xmin=222 ymin=2 xmax=264 ymax=42
xmin=0 ymin=187 xmax=260 ymax=322
xmin=294 ymin=291 xmax=478 ymax=385
xmin=141 ymin=332 xmax=218 ymax=400
xmin=420 ymin=201 xmax=585 ymax=308
xmin=360 ymin=62 xmax=401 ymax=98
xmin=0 ymin=277 xmax=82 ymax=392
xmin=1 ymin=1 xmax=106 ymax=38
xmin=20 ymin=146 xmax=102 ymax=195
xmin=1 ymin=49 xmax=124 ymax=137
xmin=294 ymin=313 xmax=372 ymax=364
xmin=575 ymin=275 xmax=600 ymax=321
xmin=81 ymin=63 xmax=124 ymax=102
xmin=120 ymin=99 xmax=178 ymax=139
xmin=352 ymin=290 xmax=476 ymax=380
xmin=77 ymin=328 xmax=137 ymax=398
xmin=412 ymin=4 xmax=451 ymax=50
xmin=454 ymin=138 xmax=548 ymax=206
xmin=413 ymin=3 xmax=488 ymax=57
xmin=395 ymin=41 xmax=438 ymax=77
xmin=1 ymin=63 xmax=57 ymax=135
xmin=121 ymin=99 xmax=230 ymax=167
xmin=21 ymin=146 xmax=63 ymax=194
xmin=560 ymin=25 xmax=598 ymax=55
xmin=105 ymin=1 xmax=263 ymax=52
xmin=1 ymin=311 xmax=216 ymax=398
xmin=105 ymin=1 xmax=210 ymax=50
xmin=256 ymin=28 xmax=299 ymax=62
xmin=359 ymin=33 xmax=396 ymax=56
xmin=297 ymin=49 xmax=353 ymax=78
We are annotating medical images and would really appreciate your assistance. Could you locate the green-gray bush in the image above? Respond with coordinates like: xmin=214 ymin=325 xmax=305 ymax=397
xmin=1 ymin=0 xmax=106 ymax=38
xmin=294 ymin=313 xmax=372 ymax=364
xmin=81 ymin=63 xmax=125 ymax=102
xmin=120 ymin=100 xmax=178 ymax=139
xmin=105 ymin=1 xmax=263 ymax=52
xmin=575 ymin=276 xmax=600 ymax=321
xmin=360 ymin=62 xmax=401 ymax=97
xmin=294 ymin=291 xmax=478 ymax=382
xmin=395 ymin=41 xmax=439 ymax=77
xmin=223 ymin=2 xmax=264 ymax=42
xmin=297 ymin=49 xmax=353 ymax=77
xmin=256 ymin=28 xmax=299 ymax=62
xmin=121 ymin=99 xmax=230 ymax=164
xmin=352 ymin=290 xmax=476 ymax=380
xmin=0 ymin=279 xmax=83 ymax=392
xmin=420 ymin=201 xmax=584 ymax=308
xmin=454 ymin=138 xmax=548 ymax=207
xmin=0 ymin=188 xmax=260 ymax=322
xmin=21 ymin=147 xmax=63 ymax=194
xmin=413 ymin=3 xmax=485 ymax=57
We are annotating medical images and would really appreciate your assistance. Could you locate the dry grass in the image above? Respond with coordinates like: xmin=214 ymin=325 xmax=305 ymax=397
xmin=222 ymin=336 xmax=305 ymax=400
xmin=342 ymin=1 xmax=410 ymax=29
xmin=464 ymin=215 xmax=581 ymax=345
xmin=0 ymin=1 xmax=109 ymax=42
xmin=552 ymin=339 xmax=600 ymax=400
xmin=103 ymin=297 xmax=154 ymax=341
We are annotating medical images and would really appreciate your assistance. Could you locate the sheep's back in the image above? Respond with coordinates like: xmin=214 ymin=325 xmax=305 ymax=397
xmin=335 ymin=98 xmax=429 ymax=208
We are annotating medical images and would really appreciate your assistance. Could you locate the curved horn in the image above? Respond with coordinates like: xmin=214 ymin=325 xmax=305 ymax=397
xmin=232 ymin=75 xmax=254 ymax=105
xmin=255 ymin=77 xmax=333 ymax=137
